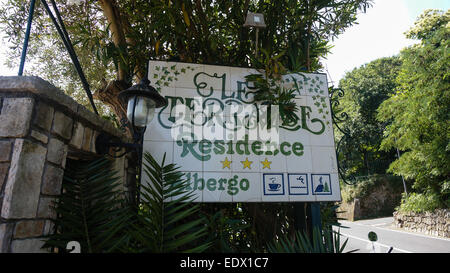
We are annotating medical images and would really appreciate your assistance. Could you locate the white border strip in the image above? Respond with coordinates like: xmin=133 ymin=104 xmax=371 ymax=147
xmin=340 ymin=220 xmax=450 ymax=242
xmin=339 ymin=232 xmax=412 ymax=253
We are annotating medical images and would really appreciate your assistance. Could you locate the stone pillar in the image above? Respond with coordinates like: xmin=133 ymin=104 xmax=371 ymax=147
xmin=0 ymin=97 xmax=65 ymax=252
xmin=0 ymin=76 xmax=131 ymax=252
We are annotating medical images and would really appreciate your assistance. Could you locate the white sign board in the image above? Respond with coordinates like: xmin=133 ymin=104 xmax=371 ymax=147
xmin=143 ymin=61 xmax=341 ymax=202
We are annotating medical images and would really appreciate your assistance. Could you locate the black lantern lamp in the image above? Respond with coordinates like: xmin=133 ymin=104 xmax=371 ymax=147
xmin=95 ymin=77 xmax=167 ymax=206
xmin=96 ymin=78 xmax=167 ymax=156
xmin=119 ymin=78 xmax=167 ymax=130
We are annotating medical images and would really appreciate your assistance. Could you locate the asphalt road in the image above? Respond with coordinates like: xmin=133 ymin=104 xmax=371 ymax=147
xmin=333 ymin=217 xmax=450 ymax=253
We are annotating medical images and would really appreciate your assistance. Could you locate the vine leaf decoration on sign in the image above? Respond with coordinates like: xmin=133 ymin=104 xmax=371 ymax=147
xmin=305 ymin=75 xmax=326 ymax=95
xmin=152 ymin=64 xmax=196 ymax=92
xmin=303 ymin=74 xmax=330 ymax=127
xmin=281 ymin=72 xmax=306 ymax=96
xmin=311 ymin=95 xmax=330 ymax=124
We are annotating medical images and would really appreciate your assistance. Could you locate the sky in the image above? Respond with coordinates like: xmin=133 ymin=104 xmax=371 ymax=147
xmin=324 ymin=0 xmax=450 ymax=85
xmin=0 ymin=0 xmax=449 ymax=83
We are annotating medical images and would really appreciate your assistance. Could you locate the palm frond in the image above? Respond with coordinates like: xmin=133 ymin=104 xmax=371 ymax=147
xmin=129 ymin=152 xmax=211 ymax=253
xmin=267 ymin=227 xmax=352 ymax=253
xmin=43 ymin=157 xmax=133 ymax=253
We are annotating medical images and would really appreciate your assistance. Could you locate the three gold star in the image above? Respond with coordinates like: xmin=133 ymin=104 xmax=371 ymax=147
xmin=220 ymin=157 xmax=272 ymax=170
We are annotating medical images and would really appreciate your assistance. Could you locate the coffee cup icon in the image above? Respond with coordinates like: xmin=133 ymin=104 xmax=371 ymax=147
xmin=268 ymin=183 xmax=281 ymax=190
xmin=268 ymin=178 xmax=281 ymax=191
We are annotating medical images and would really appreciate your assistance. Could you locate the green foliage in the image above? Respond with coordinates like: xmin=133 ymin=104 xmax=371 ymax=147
xmin=201 ymin=208 xmax=251 ymax=253
xmin=0 ymin=0 xmax=372 ymax=108
xmin=0 ymin=0 xmax=114 ymax=115
xmin=340 ymin=175 xmax=404 ymax=203
xmin=44 ymin=153 xmax=354 ymax=253
xmin=267 ymin=227 xmax=352 ymax=253
xmin=377 ymin=9 xmax=450 ymax=209
xmin=397 ymin=192 xmax=441 ymax=213
xmin=43 ymin=157 xmax=134 ymax=253
xmin=44 ymin=153 xmax=211 ymax=253
xmin=2 ymin=0 xmax=378 ymax=252
xmin=341 ymin=177 xmax=375 ymax=203
xmin=335 ymin=9 xmax=449 ymax=213
xmin=320 ymin=203 xmax=345 ymax=232
xmin=337 ymin=57 xmax=402 ymax=177
xmin=340 ymin=57 xmax=402 ymax=123
xmin=127 ymin=152 xmax=211 ymax=253
xmin=245 ymin=72 xmax=299 ymax=126
xmin=213 ymin=203 xmax=298 ymax=252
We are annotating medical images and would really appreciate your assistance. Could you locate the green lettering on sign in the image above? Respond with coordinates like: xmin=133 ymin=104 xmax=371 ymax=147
xmin=185 ymin=173 xmax=251 ymax=196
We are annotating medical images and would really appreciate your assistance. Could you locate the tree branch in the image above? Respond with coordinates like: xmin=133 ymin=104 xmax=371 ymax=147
xmin=98 ymin=0 xmax=128 ymax=81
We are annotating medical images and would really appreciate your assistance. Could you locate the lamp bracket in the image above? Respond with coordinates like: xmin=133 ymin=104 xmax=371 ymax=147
xmin=95 ymin=133 xmax=140 ymax=156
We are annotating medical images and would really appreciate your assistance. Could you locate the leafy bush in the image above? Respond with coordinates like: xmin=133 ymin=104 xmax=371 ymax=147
xmin=44 ymin=153 xmax=211 ymax=253
xmin=267 ymin=227 xmax=354 ymax=253
xmin=43 ymin=157 xmax=133 ymax=253
xmin=341 ymin=177 xmax=376 ymax=203
xmin=129 ymin=152 xmax=211 ymax=253
xmin=45 ymin=154 xmax=352 ymax=253
xmin=397 ymin=192 xmax=441 ymax=213
xmin=340 ymin=174 xmax=403 ymax=203
xmin=377 ymin=9 xmax=450 ymax=210
xmin=337 ymin=56 xmax=401 ymax=177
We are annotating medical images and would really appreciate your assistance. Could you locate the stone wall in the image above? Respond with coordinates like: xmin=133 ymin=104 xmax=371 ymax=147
xmin=337 ymin=175 xmax=404 ymax=221
xmin=393 ymin=209 xmax=450 ymax=238
xmin=336 ymin=199 xmax=361 ymax=222
xmin=0 ymin=76 xmax=132 ymax=253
